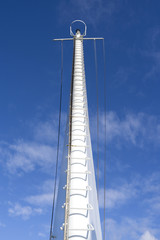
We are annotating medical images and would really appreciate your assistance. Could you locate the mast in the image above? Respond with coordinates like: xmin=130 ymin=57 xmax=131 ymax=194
xmin=53 ymin=20 xmax=103 ymax=240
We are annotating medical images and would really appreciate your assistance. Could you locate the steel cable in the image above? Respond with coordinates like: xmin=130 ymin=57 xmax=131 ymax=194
xmin=94 ymin=39 xmax=100 ymax=200
xmin=103 ymin=39 xmax=107 ymax=240
xmin=49 ymin=40 xmax=63 ymax=240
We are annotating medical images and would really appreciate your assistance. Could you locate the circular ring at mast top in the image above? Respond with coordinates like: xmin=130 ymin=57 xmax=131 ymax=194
xmin=70 ymin=20 xmax=87 ymax=37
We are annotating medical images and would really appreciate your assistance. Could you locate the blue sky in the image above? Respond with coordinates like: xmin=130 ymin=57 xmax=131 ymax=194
xmin=0 ymin=0 xmax=160 ymax=239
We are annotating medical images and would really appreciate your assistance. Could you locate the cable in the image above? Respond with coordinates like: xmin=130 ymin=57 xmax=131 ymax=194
xmin=49 ymin=40 xmax=63 ymax=240
xmin=94 ymin=39 xmax=99 ymax=200
xmin=103 ymin=39 xmax=107 ymax=240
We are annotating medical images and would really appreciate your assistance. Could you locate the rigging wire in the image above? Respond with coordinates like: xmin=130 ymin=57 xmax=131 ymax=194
xmin=94 ymin=39 xmax=100 ymax=200
xmin=49 ymin=40 xmax=63 ymax=240
xmin=103 ymin=39 xmax=107 ymax=240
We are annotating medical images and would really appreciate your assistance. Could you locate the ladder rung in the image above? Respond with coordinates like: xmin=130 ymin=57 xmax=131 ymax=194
xmin=74 ymin=74 xmax=83 ymax=77
xmin=72 ymin=102 xmax=85 ymax=108
xmin=72 ymin=109 xmax=86 ymax=112
xmin=63 ymin=185 xmax=92 ymax=191
xmin=73 ymin=99 xmax=86 ymax=102
xmin=60 ymin=224 xmax=94 ymax=231
xmin=72 ymin=107 xmax=86 ymax=110
xmin=74 ymin=78 xmax=85 ymax=81
xmin=67 ymin=144 xmax=89 ymax=148
xmin=69 ymin=224 xmax=94 ymax=231
xmin=74 ymin=94 xmax=85 ymax=97
xmin=72 ymin=124 xmax=87 ymax=126
xmin=66 ymin=156 xmax=90 ymax=160
xmin=71 ymin=145 xmax=89 ymax=148
xmin=68 ymin=171 xmax=91 ymax=175
xmin=72 ymin=134 xmax=88 ymax=136
xmin=74 ymin=89 xmax=86 ymax=92
xmin=74 ymin=79 xmax=85 ymax=81
xmin=70 ymin=204 xmax=93 ymax=210
xmin=71 ymin=116 xmax=87 ymax=118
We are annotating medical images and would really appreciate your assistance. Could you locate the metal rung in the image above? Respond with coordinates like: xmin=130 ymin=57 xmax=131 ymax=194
xmin=74 ymin=94 xmax=86 ymax=97
xmin=72 ymin=134 xmax=88 ymax=136
xmin=63 ymin=185 xmax=92 ymax=191
xmin=74 ymin=84 xmax=84 ymax=86
xmin=72 ymin=107 xmax=87 ymax=110
xmin=72 ymin=108 xmax=87 ymax=111
xmin=60 ymin=224 xmax=94 ymax=231
xmin=74 ymin=79 xmax=85 ymax=83
xmin=74 ymin=89 xmax=86 ymax=93
xmin=74 ymin=74 xmax=83 ymax=77
xmin=73 ymin=101 xmax=86 ymax=104
xmin=71 ymin=145 xmax=89 ymax=147
xmin=66 ymin=156 xmax=90 ymax=160
xmin=65 ymin=170 xmax=89 ymax=173
xmin=62 ymin=202 xmax=92 ymax=208
xmin=71 ymin=116 xmax=87 ymax=119
xmin=72 ymin=105 xmax=86 ymax=108
xmin=72 ymin=124 xmax=87 ymax=126
xmin=74 ymin=86 xmax=84 ymax=88
xmin=70 ymin=204 xmax=93 ymax=210
xmin=74 ymin=94 xmax=85 ymax=97
xmin=72 ymin=104 xmax=84 ymax=107
xmin=67 ymin=144 xmax=89 ymax=147
xmin=68 ymin=170 xmax=91 ymax=175
xmin=72 ymin=99 xmax=86 ymax=102
xmin=74 ymin=88 xmax=85 ymax=91
xmin=69 ymin=224 xmax=94 ymax=231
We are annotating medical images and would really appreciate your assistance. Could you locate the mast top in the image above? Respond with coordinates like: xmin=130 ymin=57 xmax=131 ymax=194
xmin=53 ymin=20 xmax=104 ymax=41
xmin=70 ymin=20 xmax=87 ymax=37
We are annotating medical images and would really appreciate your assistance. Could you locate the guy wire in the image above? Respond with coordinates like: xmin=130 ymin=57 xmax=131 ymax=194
xmin=103 ymin=38 xmax=107 ymax=240
xmin=49 ymin=40 xmax=63 ymax=240
xmin=94 ymin=39 xmax=100 ymax=200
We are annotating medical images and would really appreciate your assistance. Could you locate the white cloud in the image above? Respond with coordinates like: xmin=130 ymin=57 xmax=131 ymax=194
xmin=1 ymin=111 xmax=160 ymax=175
xmin=143 ymin=27 xmax=160 ymax=81
xmin=2 ymin=140 xmax=56 ymax=174
xmin=8 ymin=203 xmax=42 ymax=220
xmin=99 ymin=181 xmax=137 ymax=209
xmin=38 ymin=232 xmax=46 ymax=238
xmin=25 ymin=193 xmax=53 ymax=206
xmin=0 ymin=113 xmax=67 ymax=175
xmin=106 ymin=217 xmax=158 ymax=240
xmin=0 ymin=222 xmax=6 ymax=228
xmin=140 ymin=231 xmax=158 ymax=240
xmin=58 ymin=0 xmax=118 ymax=26
xmin=95 ymin=111 xmax=160 ymax=147
xmin=33 ymin=119 xmax=58 ymax=143
xmin=25 ymin=178 xmax=54 ymax=207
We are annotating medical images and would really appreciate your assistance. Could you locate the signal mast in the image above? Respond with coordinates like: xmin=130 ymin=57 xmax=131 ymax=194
xmin=52 ymin=20 xmax=103 ymax=240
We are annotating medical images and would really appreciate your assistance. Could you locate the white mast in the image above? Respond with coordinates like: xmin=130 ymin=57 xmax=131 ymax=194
xmin=53 ymin=20 xmax=103 ymax=240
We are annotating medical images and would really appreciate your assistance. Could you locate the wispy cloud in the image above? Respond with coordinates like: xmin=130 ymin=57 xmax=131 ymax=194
xmin=0 ymin=113 xmax=66 ymax=175
xmin=25 ymin=193 xmax=53 ymax=206
xmin=106 ymin=217 xmax=158 ymax=240
xmin=25 ymin=179 xmax=54 ymax=207
xmin=1 ymin=111 xmax=160 ymax=175
xmin=99 ymin=181 xmax=137 ymax=209
xmin=99 ymin=172 xmax=160 ymax=212
xmin=2 ymin=140 xmax=56 ymax=174
xmin=142 ymin=27 xmax=160 ymax=81
xmin=96 ymin=111 xmax=160 ymax=147
xmin=38 ymin=232 xmax=46 ymax=238
xmin=0 ymin=222 xmax=6 ymax=228
xmin=8 ymin=203 xmax=42 ymax=220
xmin=58 ymin=0 xmax=119 ymax=26
xmin=140 ymin=231 xmax=158 ymax=240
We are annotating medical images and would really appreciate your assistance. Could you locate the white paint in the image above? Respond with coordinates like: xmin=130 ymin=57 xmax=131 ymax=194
xmin=66 ymin=31 xmax=102 ymax=240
